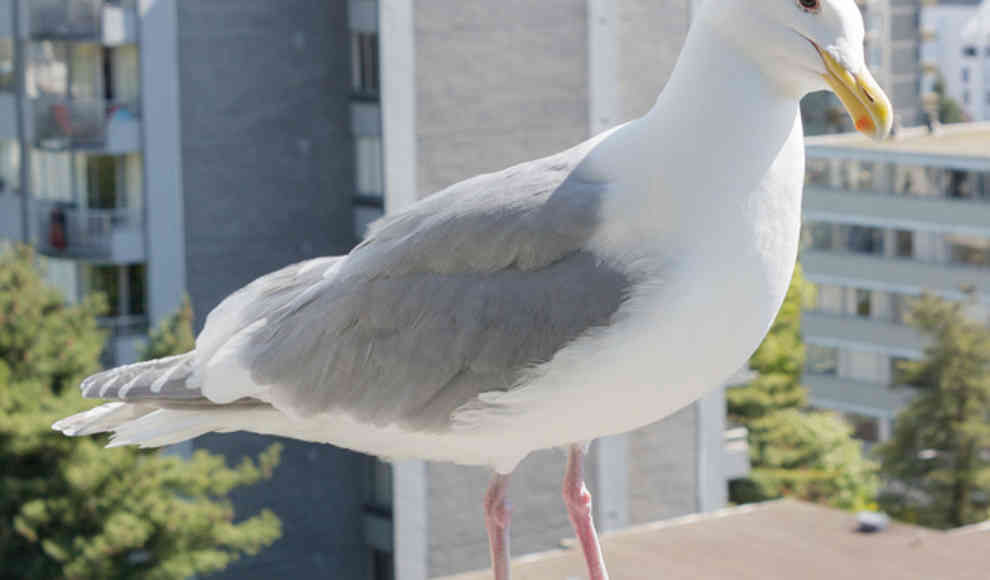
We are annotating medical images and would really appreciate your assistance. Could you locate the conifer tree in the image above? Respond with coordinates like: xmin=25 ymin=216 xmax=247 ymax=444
xmin=729 ymin=265 xmax=877 ymax=509
xmin=877 ymin=294 xmax=990 ymax=528
xmin=0 ymin=246 xmax=282 ymax=580
xmin=141 ymin=295 xmax=196 ymax=361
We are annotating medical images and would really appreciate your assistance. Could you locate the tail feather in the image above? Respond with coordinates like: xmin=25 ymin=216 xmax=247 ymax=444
xmin=105 ymin=409 xmax=218 ymax=448
xmin=52 ymin=402 xmax=157 ymax=436
xmin=81 ymin=353 xmax=199 ymax=401
xmin=56 ymin=351 xmax=272 ymax=448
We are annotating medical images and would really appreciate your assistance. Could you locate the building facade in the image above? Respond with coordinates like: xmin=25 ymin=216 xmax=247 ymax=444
xmin=921 ymin=0 xmax=985 ymax=121
xmin=960 ymin=0 xmax=990 ymax=119
xmin=2 ymin=1 xmax=748 ymax=579
xmin=801 ymin=122 xmax=990 ymax=445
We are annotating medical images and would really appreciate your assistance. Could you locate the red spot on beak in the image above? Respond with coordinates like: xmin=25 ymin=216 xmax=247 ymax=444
xmin=856 ymin=117 xmax=874 ymax=132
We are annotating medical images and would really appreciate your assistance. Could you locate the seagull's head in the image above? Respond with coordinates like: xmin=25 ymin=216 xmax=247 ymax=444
xmin=703 ymin=0 xmax=893 ymax=140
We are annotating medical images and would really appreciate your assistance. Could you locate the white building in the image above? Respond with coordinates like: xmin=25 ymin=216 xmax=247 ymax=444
xmin=921 ymin=0 xmax=989 ymax=121
xmin=921 ymin=1 xmax=980 ymax=117
xmin=801 ymin=122 xmax=990 ymax=444
xmin=960 ymin=0 xmax=990 ymax=119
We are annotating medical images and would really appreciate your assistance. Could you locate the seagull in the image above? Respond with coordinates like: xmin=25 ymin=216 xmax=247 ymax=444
xmin=54 ymin=1 xmax=891 ymax=578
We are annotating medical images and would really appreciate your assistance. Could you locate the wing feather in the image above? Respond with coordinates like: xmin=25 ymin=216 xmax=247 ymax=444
xmin=195 ymin=135 xmax=632 ymax=431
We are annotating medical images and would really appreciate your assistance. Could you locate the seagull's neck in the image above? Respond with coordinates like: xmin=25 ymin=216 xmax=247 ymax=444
xmin=639 ymin=17 xmax=801 ymax=192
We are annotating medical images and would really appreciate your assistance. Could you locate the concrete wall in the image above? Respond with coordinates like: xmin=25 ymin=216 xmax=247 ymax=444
xmin=615 ymin=0 xmax=692 ymax=122
xmin=426 ymin=450 xmax=600 ymax=578
xmin=175 ymin=2 xmax=366 ymax=579
xmin=628 ymin=405 xmax=699 ymax=524
xmin=177 ymin=0 xmax=356 ymax=330
xmin=413 ymin=0 xmax=589 ymax=195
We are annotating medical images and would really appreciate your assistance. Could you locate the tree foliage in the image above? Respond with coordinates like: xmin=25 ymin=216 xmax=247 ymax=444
xmin=877 ymin=294 xmax=990 ymax=529
xmin=140 ymin=295 xmax=196 ymax=361
xmin=932 ymin=75 xmax=968 ymax=125
xmin=729 ymin=265 xmax=878 ymax=509
xmin=0 ymin=246 xmax=282 ymax=579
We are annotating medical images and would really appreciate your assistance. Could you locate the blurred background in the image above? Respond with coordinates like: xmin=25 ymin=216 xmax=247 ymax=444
xmin=0 ymin=0 xmax=987 ymax=579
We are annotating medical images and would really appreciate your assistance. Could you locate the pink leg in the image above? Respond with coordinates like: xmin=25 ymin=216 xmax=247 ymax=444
xmin=563 ymin=444 xmax=610 ymax=580
xmin=484 ymin=473 xmax=512 ymax=580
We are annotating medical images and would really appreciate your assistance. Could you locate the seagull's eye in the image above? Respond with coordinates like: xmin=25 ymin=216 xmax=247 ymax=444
xmin=798 ymin=0 xmax=820 ymax=13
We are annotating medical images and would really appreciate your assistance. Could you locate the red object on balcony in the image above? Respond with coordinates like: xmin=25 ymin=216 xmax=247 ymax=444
xmin=53 ymin=103 xmax=74 ymax=137
xmin=49 ymin=206 xmax=67 ymax=250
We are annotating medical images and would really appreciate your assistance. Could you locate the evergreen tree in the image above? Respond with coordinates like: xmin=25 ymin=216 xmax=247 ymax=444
xmin=729 ymin=265 xmax=878 ymax=509
xmin=877 ymin=294 xmax=990 ymax=528
xmin=0 ymin=246 xmax=282 ymax=579
xmin=141 ymin=295 xmax=196 ymax=361
xmin=932 ymin=75 xmax=968 ymax=125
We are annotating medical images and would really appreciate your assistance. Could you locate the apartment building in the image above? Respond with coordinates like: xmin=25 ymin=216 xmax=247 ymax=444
xmin=804 ymin=0 xmax=924 ymax=134
xmin=1 ymin=1 xmax=368 ymax=579
xmin=800 ymin=122 xmax=990 ymax=444
xmin=960 ymin=0 xmax=990 ymax=119
xmin=920 ymin=0 xmax=983 ymax=118
xmin=3 ymin=1 xmax=748 ymax=579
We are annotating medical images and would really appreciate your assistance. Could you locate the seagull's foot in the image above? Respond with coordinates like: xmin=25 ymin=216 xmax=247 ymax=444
xmin=484 ymin=473 xmax=512 ymax=580
xmin=563 ymin=444 xmax=610 ymax=580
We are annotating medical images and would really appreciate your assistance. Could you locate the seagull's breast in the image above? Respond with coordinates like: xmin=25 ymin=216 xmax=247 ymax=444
xmin=474 ymin=119 xmax=807 ymax=449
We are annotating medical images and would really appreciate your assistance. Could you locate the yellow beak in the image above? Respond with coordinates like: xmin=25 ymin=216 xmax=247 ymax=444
xmin=815 ymin=46 xmax=893 ymax=140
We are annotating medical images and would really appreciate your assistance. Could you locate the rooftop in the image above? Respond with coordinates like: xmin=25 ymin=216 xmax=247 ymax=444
xmin=805 ymin=122 xmax=990 ymax=165
xmin=435 ymin=500 xmax=990 ymax=580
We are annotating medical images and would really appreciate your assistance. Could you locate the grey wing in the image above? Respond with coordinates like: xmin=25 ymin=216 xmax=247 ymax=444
xmin=195 ymin=136 xmax=631 ymax=431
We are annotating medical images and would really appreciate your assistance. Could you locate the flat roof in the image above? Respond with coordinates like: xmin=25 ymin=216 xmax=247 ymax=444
xmin=805 ymin=122 xmax=990 ymax=164
xmin=435 ymin=500 xmax=989 ymax=580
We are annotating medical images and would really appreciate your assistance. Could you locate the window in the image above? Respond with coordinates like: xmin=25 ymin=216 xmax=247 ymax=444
xmin=351 ymin=32 xmax=379 ymax=96
xmin=815 ymin=283 xmax=843 ymax=315
xmin=946 ymin=234 xmax=990 ymax=267
xmin=842 ymin=225 xmax=884 ymax=255
xmin=367 ymin=457 xmax=393 ymax=509
xmin=371 ymin=549 xmax=394 ymax=580
xmin=355 ymin=136 xmax=384 ymax=200
xmin=82 ymin=263 xmax=146 ymax=318
xmin=855 ymin=289 xmax=871 ymax=318
xmin=895 ymin=230 xmax=913 ymax=258
xmin=0 ymin=38 xmax=13 ymax=92
xmin=963 ymin=45 xmax=977 ymax=57
xmin=962 ymin=67 xmax=969 ymax=83
xmin=807 ymin=344 xmax=838 ymax=375
xmin=842 ymin=412 xmax=880 ymax=443
xmin=963 ymin=90 xmax=970 ymax=105
xmin=804 ymin=222 xmax=833 ymax=251
xmin=0 ymin=141 xmax=20 ymax=193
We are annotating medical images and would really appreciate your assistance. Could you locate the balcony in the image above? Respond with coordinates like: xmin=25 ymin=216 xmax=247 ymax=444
xmin=33 ymin=199 xmax=145 ymax=261
xmin=30 ymin=0 xmax=103 ymax=41
xmin=805 ymin=373 xmax=917 ymax=417
xmin=723 ymin=427 xmax=750 ymax=481
xmin=28 ymin=0 xmax=138 ymax=44
xmin=802 ymin=311 xmax=927 ymax=358
xmin=801 ymin=249 xmax=990 ymax=301
xmin=804 ymin=186 xmax=990 ymax=237
xmin=32 ymin=97 xmax=140 ymax=152
xmin=102 ymin=1 xmax=138 ymax=45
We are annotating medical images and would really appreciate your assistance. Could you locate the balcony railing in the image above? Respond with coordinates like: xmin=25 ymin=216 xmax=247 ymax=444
xmin=98 ymin=314 xmax=148 ymax=337
xmin=30 ymin=0 xmax=103 ymax=40
xmin=34 ymin=199 xmax=144 ymax=259
xmin=33 ymin=97 xmax=140 ymax=150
